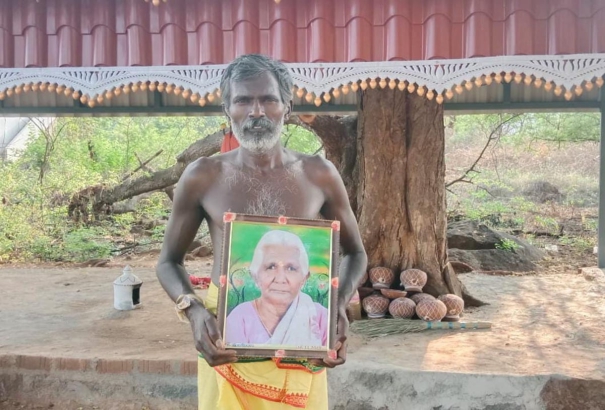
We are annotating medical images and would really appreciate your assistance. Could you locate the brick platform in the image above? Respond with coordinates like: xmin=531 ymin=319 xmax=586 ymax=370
xmin=0 ymin=354 xmax=198 ymax=410
xmin=4 ymin=355 xmax=605 ymax=410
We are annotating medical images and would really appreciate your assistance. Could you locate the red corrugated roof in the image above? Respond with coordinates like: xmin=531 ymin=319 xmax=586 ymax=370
xmin=1 ymin=0 xmax=604 ymax=69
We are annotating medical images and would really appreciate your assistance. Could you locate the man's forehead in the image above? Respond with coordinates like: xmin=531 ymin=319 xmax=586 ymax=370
xmin=230 ymin=72 xmax=280 ymax=96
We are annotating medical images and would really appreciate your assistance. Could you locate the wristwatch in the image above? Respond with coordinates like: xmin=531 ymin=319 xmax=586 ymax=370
xmin=175 ymin=293 xmax=205 ymax=323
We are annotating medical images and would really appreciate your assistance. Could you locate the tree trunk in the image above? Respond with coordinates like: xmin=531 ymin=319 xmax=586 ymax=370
xmin=309 ymin=89 xmax=483 ymax=306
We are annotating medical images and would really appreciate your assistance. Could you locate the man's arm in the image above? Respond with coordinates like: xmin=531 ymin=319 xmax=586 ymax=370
xmin=318 ymin=158 xmax=368 ymax=308
xmin=156 ymin=159 xmax=237 ymax=366
xmin=308 ymin=156 xmax=366 ymax=368
xmin=156 ymin=161 xmax=206 ymax=304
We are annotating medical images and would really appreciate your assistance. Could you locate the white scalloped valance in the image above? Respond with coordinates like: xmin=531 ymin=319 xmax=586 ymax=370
xmin=1 ymin=54 xmax=604 ymax=107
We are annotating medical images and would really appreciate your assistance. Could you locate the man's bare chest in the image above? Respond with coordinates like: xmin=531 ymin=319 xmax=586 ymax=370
xmin=201 ymin=167 xmax=325 ymax=223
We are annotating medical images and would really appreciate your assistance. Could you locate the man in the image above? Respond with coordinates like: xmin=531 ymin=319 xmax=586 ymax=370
xmin=156 ymin=54 xmax=367 ymax=409
xmin=226 ymin=230 xmax=329 ymax=348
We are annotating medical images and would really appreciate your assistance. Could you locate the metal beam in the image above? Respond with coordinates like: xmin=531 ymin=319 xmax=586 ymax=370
xmin=443 ymin=100 xmax=601 ymax=114
xmin=0 ymin=100 xmax=601 ymax=117
xmin=0 ymin=105 xmax=225 ymax=116
xmin=599 ymin=85 xmax=605 ymax=268
xmin=0 ymin=103 xmax=360 ymax=116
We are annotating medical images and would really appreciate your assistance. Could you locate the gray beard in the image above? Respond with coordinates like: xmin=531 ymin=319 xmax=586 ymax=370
xmin=232 ymin=122 xmax=283 ymax=154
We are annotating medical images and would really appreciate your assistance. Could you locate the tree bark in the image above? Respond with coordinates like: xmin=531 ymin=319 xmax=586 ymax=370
xmin=309 ymin=88 xmax=483 ymax=306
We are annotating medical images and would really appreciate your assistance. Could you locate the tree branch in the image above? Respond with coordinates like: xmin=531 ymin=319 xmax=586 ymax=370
xmin=121 ymin=149 xmax=163 ymax=182
xmin=68 ymin=129 xmax=224 ymax=221
xmin=446 ymin=114 xmax=521 ymax=188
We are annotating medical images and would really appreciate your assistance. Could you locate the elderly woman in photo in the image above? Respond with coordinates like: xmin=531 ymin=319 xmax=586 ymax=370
xmin=226 ymin=230 xmax=329 ymax=347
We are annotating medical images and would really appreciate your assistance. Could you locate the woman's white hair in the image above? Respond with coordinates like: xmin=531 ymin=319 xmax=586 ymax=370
xmin=249 ymin=230 xmax=309 ymax=279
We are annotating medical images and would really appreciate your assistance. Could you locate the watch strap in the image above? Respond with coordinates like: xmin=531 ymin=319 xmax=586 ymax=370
xmin=175 ymin=293 xmax=205 ymax=323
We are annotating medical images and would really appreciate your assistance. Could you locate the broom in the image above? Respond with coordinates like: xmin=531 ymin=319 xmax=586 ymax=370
xmin=350 ymin=319 xmax=492 ymax=337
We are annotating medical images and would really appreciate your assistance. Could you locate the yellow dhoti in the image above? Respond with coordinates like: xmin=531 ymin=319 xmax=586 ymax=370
xmin=197 ymin=284 xmax=328 ymax=410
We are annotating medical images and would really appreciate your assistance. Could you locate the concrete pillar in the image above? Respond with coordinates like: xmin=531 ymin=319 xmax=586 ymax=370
xmin=599 ymin=83 xmax=605 ymax=268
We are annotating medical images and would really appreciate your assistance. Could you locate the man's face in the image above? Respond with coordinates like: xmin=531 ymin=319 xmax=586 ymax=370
xmin=225 ymin=71 xmax=289 ymax=153
xmin=255 ymin=244 xmax=308 ymax=306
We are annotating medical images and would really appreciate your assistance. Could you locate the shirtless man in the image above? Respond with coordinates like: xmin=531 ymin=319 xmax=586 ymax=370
xmin=156 ymin=54 xmax=367 ymax=409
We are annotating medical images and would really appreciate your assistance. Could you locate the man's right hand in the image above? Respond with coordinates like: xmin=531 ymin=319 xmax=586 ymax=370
xmin=187 ymin=305 xmax=238 ymax=367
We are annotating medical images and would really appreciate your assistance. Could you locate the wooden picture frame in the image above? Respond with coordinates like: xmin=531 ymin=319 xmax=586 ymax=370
xmin=217 ymin=212 xmax=340 ymax=360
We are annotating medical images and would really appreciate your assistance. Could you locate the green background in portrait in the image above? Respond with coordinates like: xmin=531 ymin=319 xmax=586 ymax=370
xmin=226 ymin=221 xmax=332 ymax=315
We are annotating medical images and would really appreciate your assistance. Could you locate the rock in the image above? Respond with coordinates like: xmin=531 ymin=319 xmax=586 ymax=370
xmin=522 ymin=180 xmax=563 ymax=203
xmin=579 ymin=267 xmax=604 ymax=281
xmin=448 ymin=249 xmax=539 ymax=272
xmin=190 ymin=245 xmax=212 ymax=258
xmin=187 ymin=240 xmax=202 ymax=252
xmin=447 ymin=220 xmax=545 ymax=272
xmin=540 ymin=378 xmax=605 ymax=410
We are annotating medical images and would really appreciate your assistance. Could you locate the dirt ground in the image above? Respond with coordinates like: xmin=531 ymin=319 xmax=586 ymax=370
xmin=2 ymin=254 xmax=605 ymax=388
xmin=3 ymin=255 xmax=605 ymax=410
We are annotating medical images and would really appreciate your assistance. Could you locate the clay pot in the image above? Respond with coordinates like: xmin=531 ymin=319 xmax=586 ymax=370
xmin=409 ymin=293 xmax=435 ymax=305
xmin=416 ymin=299 xmax=447 ymax=322
xmin=400 ymin=269 xmax=428 ymax=292
xmin=369 ymin=267 xmax=395 ymax=289
xmin=361 ymin=293 xmax=390 ymax=318
xmin=358 ymin=287 xmax=375 ymax=299
xmin=438 ymin=294 xmax=465 ymax=322
xmin=388 ymin=297 xmax=416 ymax=319
xmin=380 ymin=289 xmax=407 ymax=299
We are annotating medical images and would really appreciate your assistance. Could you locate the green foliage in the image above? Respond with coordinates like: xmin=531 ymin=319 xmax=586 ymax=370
xmin=0 ymin=116 xmax=221 ymax=263
xmin=559 ymin=235 xmax=595 ymax=251
xmin=1 ymin=110 xmax=599 ymax=264
xmin=446 ymin=111 xmax=599 ymax=261
xmin=449 ymin=112 xmax=600 ymax=147
xmin=520 ymin=113 xmax=600 ymax=144
xmin=495 ymin=238 xmax=520 ymax=252
xmin=534 ymin=216 xmax=559 ymax=234
xmin=62 ymin=228 xmax=113 ymax=262
xmin=281 ymin=125 xmax=323 ymax=155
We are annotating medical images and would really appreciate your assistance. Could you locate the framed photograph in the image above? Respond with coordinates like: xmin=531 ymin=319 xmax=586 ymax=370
xmin=217 ymin=212 xmax=340 ymax=360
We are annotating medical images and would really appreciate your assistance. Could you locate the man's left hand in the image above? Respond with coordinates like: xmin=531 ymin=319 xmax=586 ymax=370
xmin=309 ymin=305 xmax=348 ymax=368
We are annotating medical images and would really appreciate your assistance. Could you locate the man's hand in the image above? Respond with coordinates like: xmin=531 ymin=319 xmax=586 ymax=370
xmin=187 ymin=305 xmax=238 ymax=367
xmin=310 ymin=305 xmax=348 ymax=368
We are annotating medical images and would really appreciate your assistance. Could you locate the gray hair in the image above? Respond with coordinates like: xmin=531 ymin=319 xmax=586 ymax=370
xmin=249 ymin=230 xmax=309 ymax=279
xmin=220 ymin=54 xmax=293 ymax=108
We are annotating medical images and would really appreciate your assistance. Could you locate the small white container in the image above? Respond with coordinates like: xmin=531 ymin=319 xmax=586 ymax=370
xmin=113 ymin=265 xmax=143 ymax=311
